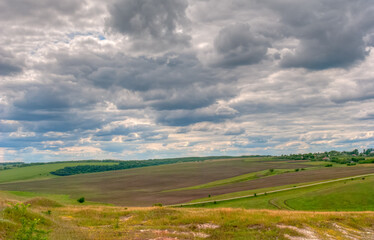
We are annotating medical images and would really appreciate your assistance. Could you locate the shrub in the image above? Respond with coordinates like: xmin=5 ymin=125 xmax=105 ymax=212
xmin=4 ymin=203 xmax=49 ymax=240
xmin=153 ymin=203 xmax=163 ymax=207
xmin=77 ymin=197 xmax=85 ymax=204
xmin=14 ymin=218 xmax=48 ymax=240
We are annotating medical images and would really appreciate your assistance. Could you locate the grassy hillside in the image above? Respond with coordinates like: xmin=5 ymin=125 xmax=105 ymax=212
xmin=184 ymin=175 xmax=374 ymax=211
xmin=1 ymin=192 xmax=374 ymax=240
xmin=0 ymin=161 xmax=118 ymax=184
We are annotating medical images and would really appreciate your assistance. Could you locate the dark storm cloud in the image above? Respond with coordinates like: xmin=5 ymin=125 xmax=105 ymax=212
xmin=45 ymin=48 xmax=235 ymax=111
xmin=266 ymin=0 xmax=374 ymax=69
xmin=13 ymin=83 xmax=99 ymax=111
xmin=0 ymin=62 xmax=22 ymax=76
xmin=106 ymin=0 xmax=190 ymax=51
xmin=156 ymin=105 xmax=238 ymax=126
xmin=6 ymin=109 xmax=104 ymax=133
xmin=0 ymin=48 xmax=23 ymax=76
xmin=0 ymin=60 xmax=22 ymax=76
xmin=213 ymin=23 xmax=270 ymax=68
xmin=2 ymin=80 xmax=107 ymax=134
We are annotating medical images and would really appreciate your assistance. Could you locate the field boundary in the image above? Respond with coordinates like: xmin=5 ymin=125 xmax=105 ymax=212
xmin=167 ymin=173 xmax=374 ymax=207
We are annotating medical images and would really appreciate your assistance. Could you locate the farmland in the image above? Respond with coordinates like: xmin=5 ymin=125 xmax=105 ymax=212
xmin=1 ymin=155 xmax=374 ymax=239
xmin=1 ymin=157 xmax=374 ymax=207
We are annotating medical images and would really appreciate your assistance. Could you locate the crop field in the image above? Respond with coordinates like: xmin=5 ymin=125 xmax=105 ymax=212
xmin=1 ymin=157 xmax=374 ymax=207
xmin=1 ymin=192 xmax=374 ymax=240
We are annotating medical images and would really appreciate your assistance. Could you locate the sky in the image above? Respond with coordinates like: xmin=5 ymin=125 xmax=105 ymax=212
xmin=1 ymin=0 xmax=374 ymax=162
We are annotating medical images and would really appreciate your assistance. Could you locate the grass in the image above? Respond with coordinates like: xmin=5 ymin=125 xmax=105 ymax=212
xmin=1 ymin=192 xmax=374 ymax=239
xmin=183 ymin=175 xmax=374 ymax=211
xmin=0 ymin=190 xmax=111 ymax=207
xmin=0 ymin=161 xmax=118 ymax=184
xmin=286 ymin=176 xmax=374 ymax=211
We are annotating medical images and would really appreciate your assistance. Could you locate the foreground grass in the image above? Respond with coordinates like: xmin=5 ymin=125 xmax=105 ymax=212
xmin=1 ymin=194 xmax=374 ymax=240
xmin=185 ymin=175 xmax=374 ymax=211
xmin=0 ymin=162 xmax=118 ymax=184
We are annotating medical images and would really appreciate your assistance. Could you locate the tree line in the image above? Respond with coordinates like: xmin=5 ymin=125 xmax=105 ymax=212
xmin=49 ymin=156 xmax=247 ymax=176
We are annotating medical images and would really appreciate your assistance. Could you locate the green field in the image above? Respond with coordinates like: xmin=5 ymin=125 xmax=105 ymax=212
xmin=0 ymin=161 xmax=118 ymax=184
xmin=183 ymin=175 xmax=374 ymax=211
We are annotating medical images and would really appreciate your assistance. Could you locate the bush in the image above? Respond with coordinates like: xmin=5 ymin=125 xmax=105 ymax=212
xmin=153 ymin=203 xmax=163 ymax=207
xmin=325 ymin=164 xmax=333 ymax=167
xmin=4 ymin=203 xmax=49 ymax=240
xmin=14 ymin=218 xmax=48 ymax=240
xmin=77 ymin=197 xmax=85 ymax=204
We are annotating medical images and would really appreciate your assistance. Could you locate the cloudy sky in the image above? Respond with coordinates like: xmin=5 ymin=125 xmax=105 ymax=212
xmin=1 ymin=0 xmax=374 ymax=162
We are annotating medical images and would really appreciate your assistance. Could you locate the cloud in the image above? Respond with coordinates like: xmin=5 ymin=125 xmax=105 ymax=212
xmin=156 ymin=104 xmax=238 ymax=126
xmin=0 ymin=48 xmax=23 ymax=76
xmin=39 ymin=41 xmax=236 ymax=111
xmin=0 ymin=0 xmax=87 ymax=27
xmin=270 ymin=0 xmax=374 ymax=69
xmin=212 ymin=23 xmax=270 ymax=68
xmin=106 ymin=0 xmax=190 ymax=52
xmin=328 ymin=78 xmax=374 ymax=104
xmin=1 ymin=0 xmax=374 ymax=161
